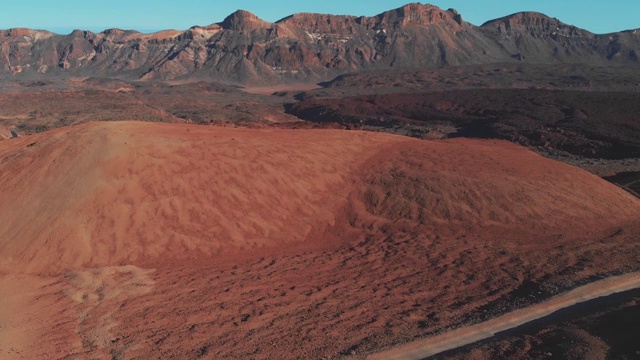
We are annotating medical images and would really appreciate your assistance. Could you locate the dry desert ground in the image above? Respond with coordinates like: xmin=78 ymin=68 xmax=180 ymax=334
xmin=0 ymin=121 xmax=639 ymax=359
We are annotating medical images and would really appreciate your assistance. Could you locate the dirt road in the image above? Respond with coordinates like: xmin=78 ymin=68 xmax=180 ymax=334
xmin=368 ymin=272 xmax=640 ymax=360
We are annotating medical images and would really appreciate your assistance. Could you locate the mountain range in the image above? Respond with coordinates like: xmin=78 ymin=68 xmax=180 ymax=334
xmin=1 ymin=3 xmax=639 ymax=83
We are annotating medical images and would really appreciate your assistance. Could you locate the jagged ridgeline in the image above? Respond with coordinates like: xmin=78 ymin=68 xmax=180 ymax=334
xmin=1 ymin=3 xmax=639 ymax=83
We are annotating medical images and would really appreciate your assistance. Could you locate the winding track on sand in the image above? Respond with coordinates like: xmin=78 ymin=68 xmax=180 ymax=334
xmin=368 ymin=272 xmax=640 ymax=360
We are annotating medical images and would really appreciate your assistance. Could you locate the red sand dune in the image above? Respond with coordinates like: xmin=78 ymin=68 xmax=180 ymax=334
xmin=0 ymin=121 xmax=639 ymax=359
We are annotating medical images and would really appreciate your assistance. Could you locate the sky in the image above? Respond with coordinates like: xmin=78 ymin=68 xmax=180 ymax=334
xmin=1 ymin=1 xmax=638 ymax=35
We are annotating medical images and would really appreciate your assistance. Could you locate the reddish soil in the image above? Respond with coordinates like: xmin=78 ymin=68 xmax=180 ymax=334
xmin=1 ymin=121 xmax=639 ymax=359
xmin=241 ymin=83 xmax=321 ymax=95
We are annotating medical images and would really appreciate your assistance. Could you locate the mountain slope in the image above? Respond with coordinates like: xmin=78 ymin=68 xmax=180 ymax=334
xmin=480 ymin=12 xmax=640 ymax=63
xmin=1 ymin=3 xmax=638 ymax=83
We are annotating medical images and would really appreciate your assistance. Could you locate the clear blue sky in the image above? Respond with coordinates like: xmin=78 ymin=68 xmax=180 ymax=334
xmin=1 ymin=1 xmax=637 ymax=35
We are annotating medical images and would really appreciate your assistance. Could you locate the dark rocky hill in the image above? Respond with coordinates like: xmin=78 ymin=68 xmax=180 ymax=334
xmin=1 ymin=3 xmax=639 ymax=83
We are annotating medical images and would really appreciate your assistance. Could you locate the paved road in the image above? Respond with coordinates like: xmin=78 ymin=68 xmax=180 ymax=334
xmin=367 ymin=272 xmax=640 ymax=360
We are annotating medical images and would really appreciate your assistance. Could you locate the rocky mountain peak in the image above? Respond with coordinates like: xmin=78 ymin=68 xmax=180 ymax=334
xmin=376 ymin=3 xmax=461 ymax=28
xmin=2 ymin=28 xmax=30 ymax=38
xmin=275 ymin=12 xmax=359 ymax=36
xmin=447 ymin=8 xmax=463 ymax=25
xmin=220 ymin=10 xmax=271 ymax=31
xmin=483 ymin=12 xmax=564 ymax=32
xmin=2 ymin=28 xmax=53 ymax=39
xmin=481 ymin=11 xmax=592 ymax=41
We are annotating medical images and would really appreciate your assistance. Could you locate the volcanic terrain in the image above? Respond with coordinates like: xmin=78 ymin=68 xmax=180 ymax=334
xmin=0 ymin=2 xmax=640 ymax=359
xmin=2 ymin=3 xmax=640 ymax=82
xmin=1 ymin=121 xmax=639 ymax=359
